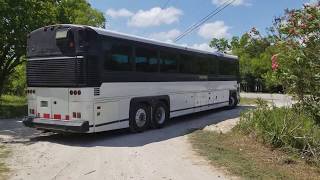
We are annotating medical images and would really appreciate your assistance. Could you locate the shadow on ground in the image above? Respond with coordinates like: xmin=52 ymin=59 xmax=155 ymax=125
xmin=1 ymin=106 xmax=252 ymax=147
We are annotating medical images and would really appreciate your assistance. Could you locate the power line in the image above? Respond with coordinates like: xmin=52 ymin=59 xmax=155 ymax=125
xmin=174 ymin=0 xmax=235 ymax=42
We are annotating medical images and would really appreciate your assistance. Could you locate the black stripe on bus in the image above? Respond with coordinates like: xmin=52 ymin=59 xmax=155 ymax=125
xmin=90 ymin=119 xmax=129 ymax=128
xmin=89 ymin=101 xmax=228 ymax=128
xmin=170 ymin=101 xmax=229 ymax=113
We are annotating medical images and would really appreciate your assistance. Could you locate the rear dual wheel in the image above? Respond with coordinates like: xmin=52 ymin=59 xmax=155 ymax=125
xmin=129 ymin=101 xmax=169 ymax=132
xmin=129 ymin=104 xmax=150 ymax=133
xmin=151 ymin=102 xmax=169 ymax=129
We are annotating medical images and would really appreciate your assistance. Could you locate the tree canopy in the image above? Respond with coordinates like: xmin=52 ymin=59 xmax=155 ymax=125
xmin=210 ymin=29 xmax=278 ymax=92
xmin=210 ymin=2 xmax=320 ymax=121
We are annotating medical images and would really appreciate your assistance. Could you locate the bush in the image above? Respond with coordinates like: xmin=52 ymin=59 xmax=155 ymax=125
xmin=300 ymin=96 xmax=320 ymax=124
xmin=237 ymin=102 xmax=320 ymax=166
xmin=0 ymin=95 xmax=27 ymax=119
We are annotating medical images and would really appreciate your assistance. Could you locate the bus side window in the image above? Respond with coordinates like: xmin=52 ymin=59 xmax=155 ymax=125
xmin=104 ymin=44 xmax=133 ymax=71
xmin=192 ymin=55 xmax=209 ymax=75
xmin=219 ymin=57 xmax=237 ymax=76
xmin=160 ymin=51 xmax=178 ymax=73
xmin=209 ymin=55 xmax=218 ymax=75
xmin=135 ymin=47 xmax=158 ymax=72
xmin=179 ymin=54 xmax=193 ymax=74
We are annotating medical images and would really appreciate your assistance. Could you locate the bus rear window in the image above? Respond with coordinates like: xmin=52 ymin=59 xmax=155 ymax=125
xmin=55 ymin=29 xmax=69 ymax=39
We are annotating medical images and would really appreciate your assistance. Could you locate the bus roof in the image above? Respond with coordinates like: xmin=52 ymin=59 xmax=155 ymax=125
xmin=32 ymin=24 xmax=238 ymax=60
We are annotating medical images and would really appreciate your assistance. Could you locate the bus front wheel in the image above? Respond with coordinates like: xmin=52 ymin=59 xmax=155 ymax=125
xmin=228 ymin=95 xmax=237 ymax=109
xmin=129 ymin=103 xmax=151 ymax=133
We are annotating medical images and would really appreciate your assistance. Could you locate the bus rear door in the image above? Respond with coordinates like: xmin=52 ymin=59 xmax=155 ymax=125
xmin=36 ymin=88 xmax=69 ymax=120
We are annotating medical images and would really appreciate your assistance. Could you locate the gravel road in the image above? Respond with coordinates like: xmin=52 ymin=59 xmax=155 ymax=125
xmin=241 ymin=92 xmax=294 ymax=107
xmin=0 ymin=106 xmax=250 ymax=180
xmin=0 ymin=93 xmax=292 ymax=180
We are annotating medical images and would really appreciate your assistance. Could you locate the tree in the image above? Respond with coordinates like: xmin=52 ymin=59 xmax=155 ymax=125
xmin=209 ymin=38 xmax=231 ymax=52
xmin=209 ymin=29 xmax=277 ymax=92
xmin=0 ymin=0 xmax=105 ymax=97
xmin=270 ymin=3 xmax=320 ymax=122
xmin=270 ymin=3 xmax=320 ymax=100
xmin=56 ymin=0 xmax=105 ymax=28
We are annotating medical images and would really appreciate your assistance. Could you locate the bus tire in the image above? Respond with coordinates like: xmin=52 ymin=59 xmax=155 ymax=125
xmin=151 ymin=101 xmax=169 ymax=129
xmin=129 ymin=103 xmax=151 ymax=133
xmin=228 ymin=95 xmax=237 ymax=109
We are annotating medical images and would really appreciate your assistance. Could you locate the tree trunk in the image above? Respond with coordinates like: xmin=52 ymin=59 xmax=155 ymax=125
xmin=0 ymin=72 xmax=8 ymax=98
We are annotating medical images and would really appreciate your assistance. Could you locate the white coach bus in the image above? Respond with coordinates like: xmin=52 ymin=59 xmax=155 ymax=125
xmin=23 ymin=24 xmax=240 ymax=133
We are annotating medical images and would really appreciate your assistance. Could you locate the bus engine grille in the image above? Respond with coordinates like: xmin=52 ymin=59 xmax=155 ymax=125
xmin=27 ymin=57 xmax=85 ymax=87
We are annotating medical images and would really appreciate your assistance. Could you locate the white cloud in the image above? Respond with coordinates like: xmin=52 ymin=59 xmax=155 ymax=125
xmin=198 ymin=21 xmax=230 ymax=39
xmin=128 ymin=7 xmax=183 ymax=27
xmin=191 ymin=43 xmax=215 ymax=52
xmin=106 ymin=8 xmax=133 ymax=18
xmin=149 ymin=29 xmax=181 ymax=42
xmin=212 ymin=0 xmax=250 ymax=6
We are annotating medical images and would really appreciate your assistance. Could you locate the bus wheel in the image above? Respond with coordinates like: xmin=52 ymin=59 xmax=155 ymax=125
xmin=129 ymin=103 xmax=151 ymax=133
xmin=228 ymin=95 xmax=237 ymax=109
xmin=151 ymin=102 xmax=169 ymax=129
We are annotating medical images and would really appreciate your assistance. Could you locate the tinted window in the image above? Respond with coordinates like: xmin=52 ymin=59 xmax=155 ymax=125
xmin=193 ymin=55 xmax=209 ymax=74
xmin=160 ymin=51 xmax=178 ymax=73
xmin=104 ymin=44 xmax=132 ymax=71
xmin=180 ymin=54 xmax=193 ymax=74
xmin=209 ymin=55 xmax=218 ymax=75
xmin=219 ymin=57 xmax=238 ymax=76
xmin=135 ymin=47 xmax=158 ymax=72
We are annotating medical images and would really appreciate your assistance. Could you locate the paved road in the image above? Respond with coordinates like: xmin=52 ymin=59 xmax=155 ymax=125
xmin=1 ymin=106 xmax=250 ymax=180
xmin=0 ymin=118 xmax=39 ymax=139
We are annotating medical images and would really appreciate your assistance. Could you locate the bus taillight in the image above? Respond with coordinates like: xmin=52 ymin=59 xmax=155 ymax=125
xmin=77 ymin=112 xmax=81 ymax=119
xmin=43 ymin=113 xmax=50 ymax=119
xmin=53 ymin=114 xmax=61 ymax=120
xmin=69 ymin=90 xmax=81 ymax=95
xmin=72 ymin=112 xmax=77 ymax=118
xmin=29 ymin=109 xmax=35 ymax=115
xmin=72 ymin=112 xmax=81 ymax=119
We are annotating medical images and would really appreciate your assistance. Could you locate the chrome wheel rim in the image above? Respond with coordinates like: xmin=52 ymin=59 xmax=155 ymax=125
xmin=155 ymin=106 xmax=166 ymax=124
xmin=135 ymin=108 xmax=147 ymax=127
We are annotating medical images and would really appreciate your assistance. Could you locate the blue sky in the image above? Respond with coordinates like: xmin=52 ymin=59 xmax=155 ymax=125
xmin=88 ymin=0 xmax=313 ymax=51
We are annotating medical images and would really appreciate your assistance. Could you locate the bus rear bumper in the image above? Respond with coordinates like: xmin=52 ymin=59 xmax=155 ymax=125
xmin=23 ymin=116 xmax=90 ymax=133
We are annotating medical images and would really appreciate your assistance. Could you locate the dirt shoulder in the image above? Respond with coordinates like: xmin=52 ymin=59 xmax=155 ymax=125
xmin=0 ymin=144 xmax=9 ymax=180
xmin=190 ymin=93 xmax=319 ymax=179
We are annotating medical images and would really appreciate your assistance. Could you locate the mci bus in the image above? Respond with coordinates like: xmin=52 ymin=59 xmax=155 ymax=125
xmin=23 ymin=24 xmax=240 ymax=133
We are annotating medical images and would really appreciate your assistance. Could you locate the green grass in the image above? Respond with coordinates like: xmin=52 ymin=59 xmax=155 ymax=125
xmin=0 ymin=145 xmax=9 ymax=180
xmin=0 ymin=95 xmax=27 ymax=119
xmin=237 ymin=103 xmax=320 ymax=166
xmin=190 ymin=130 xmax=320 ymax=179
